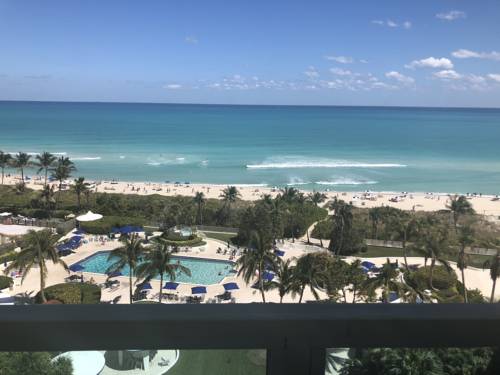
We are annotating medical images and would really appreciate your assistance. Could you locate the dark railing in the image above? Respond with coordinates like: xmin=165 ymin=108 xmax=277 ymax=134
xmin=1 ymin=304 xmax=500 ymax=375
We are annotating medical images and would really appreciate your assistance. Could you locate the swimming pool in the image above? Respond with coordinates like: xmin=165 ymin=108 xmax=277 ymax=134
xmin=73 ymin=251 xmax=235 ymax=285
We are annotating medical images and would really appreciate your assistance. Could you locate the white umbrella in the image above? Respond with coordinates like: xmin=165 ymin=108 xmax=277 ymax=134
xmin=0 ymin=212 xmax=12 ymax=217
xmin=76 ymin=211 xmax=103 ymax=222
xmin=52 ymin=351 xmax=105 ymax=375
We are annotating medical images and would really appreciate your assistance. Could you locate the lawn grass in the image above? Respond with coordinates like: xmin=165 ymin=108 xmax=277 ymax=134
xmin=167 ymin=349 xmax=266 ymax=375
xmin=202 ymin=231 xmax=237 ymax=243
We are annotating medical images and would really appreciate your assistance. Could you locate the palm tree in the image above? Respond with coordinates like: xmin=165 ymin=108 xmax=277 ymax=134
xmin=72 ymin=177 xmax=89 ymax=210
xmin=294 ymin=253 xmax=325 ymax=303
xmin=35 ymin=152 xmax=57 ymax=186
xmin=12 ymin=152 xmax=32 ymax=184
xmin=457 ymin=225 xmax=474 ymax=303
xmin=488 ymin=251 xmax=500 ymax=303
xmin=308 ymin=191 xmax=327 ymax=207
xmin=193 ymin=191 xmax=206 ymax=225
xmin=39 ymin=185 xmax=56 ymax=214
xmin=279 ymin=187 xmax=299 ymax=203
xmin=446 ymin=195 xmax=474 ymax=231
xmin=366 ymin=259 xmax=402 ymax=303
xmin=328 ymin=199 xmax=354 ymax=256
xmin=0 ymin=151 xmax=12 ymax=185
xmin=51 ymin=156 xmax=76 ymax=192
xmin=237 ymin=231 xmax=277 ymax=303
xmin=368 ymin=207 xmax=383 ymax=239
xmin=266 ymin=258 xmax=299 ymax=303
xmin=4 ymin=230 xmax=68 ymax=303
xmin=220 ymin=186 xmax=241 ymax=216
xmin=136 ymin=237 xmax=191 ymax=303
xmin=106 ymin=234 xmax=144 ymax=304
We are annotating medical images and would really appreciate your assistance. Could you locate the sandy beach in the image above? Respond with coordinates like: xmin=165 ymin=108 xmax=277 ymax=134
xmin=5 ymin=174 xmax=500 ymax=218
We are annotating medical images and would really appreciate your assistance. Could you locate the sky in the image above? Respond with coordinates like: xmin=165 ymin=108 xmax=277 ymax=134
xmin=0 ymin=0 xmax=499 ymax=107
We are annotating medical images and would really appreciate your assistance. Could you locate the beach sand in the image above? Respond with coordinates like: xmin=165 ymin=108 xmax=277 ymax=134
xmin=5 ymin=174 xmax=500 ymax=218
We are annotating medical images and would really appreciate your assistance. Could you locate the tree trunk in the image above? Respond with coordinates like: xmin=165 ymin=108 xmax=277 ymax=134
xmin=429 ymin=259 xmax=436 ymax=290
xmin=298 ymin=285 xmax=305 ymax=303
xmin=20 ymin=168 xmax=24 ymax=184
xmin=306 ymin=229 xmax=310 ymax=244
xmin=44 ymin=168 xmax=48 ymax=186
xmin=259 ymin=277 xmax=266 ymax=303
xmin=491 ymin=279 xmax=497 ymax=303
xmin=77 ymin=193 xmax=81 ymax=210
xmin=279 ymin=294 xmax=283 ymax=303
xmin=319 ymin=238 xmax=323 ymax=247
xmin=461 ymin=267 xmax=468 ymax=303
xmin=129 ymin=272 xmax=133 ymax=304
xmin=403 ymin=231 xmax=408 ymax=271
xmin=159 ymin=273 xmax=164 ymax=303
xmin=39 ymin=261 xmax=47 ymax=303
xmin=1 ymin=168 xmax=4 ymax=185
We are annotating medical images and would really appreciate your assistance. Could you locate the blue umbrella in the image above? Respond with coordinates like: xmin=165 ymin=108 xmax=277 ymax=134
xmin=274 ymin=250 xmax=285 ymax=257
xmin=141 ymin=282 xmax=153 ymax=290
xmin=361 ymin=261 xmax=376 ymax=270
xmin=163 ymin=282 xmax=179 ymax=290
xmin=107 ymin=271 xmax=122 ymax=278
xmin=69 ymin=264 xmax=85 ymax=272
xmin=191 ymin=286 xmax=207 ymax=294
xmin=262 ymin=272 xmax=274 ymax=282
xmin=74 ymin=229 xmax=86 ymax=235
xmin=223 ymin=282 xmax=239 ymax=291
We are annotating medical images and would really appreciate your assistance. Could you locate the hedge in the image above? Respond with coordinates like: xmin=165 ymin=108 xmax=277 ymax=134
xmin=36 ymin=283 xmax=101 ymax=304
xmin=0 ymin=276 xmax=13 ymax=290
xmin=162 ymin=237 xmax=206 ymax=248
xmin=406 ymin=265 xmax=458 ymax=291
xmin=79 ymin=216 xmax=145 ymax=235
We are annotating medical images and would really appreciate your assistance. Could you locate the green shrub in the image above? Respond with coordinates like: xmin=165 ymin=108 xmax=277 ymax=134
xmin=162 ymin=237 xmax=206 ymax=247
xmin=0 ymin=251 xmax=18 ymax=264
xmin=79 ymin=215 xmax=145 ymax=234
xmin=36 ymin=283 xmax=101 ymax=304
xmin=0 ymin=275 xmax=13 ymax=290
xmin=407 ymin=265 xmax=458 ymax=291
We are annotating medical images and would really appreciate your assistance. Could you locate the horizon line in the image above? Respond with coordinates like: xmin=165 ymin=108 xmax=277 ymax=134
xmin=0 ymin=99 xmax=499 ymax=111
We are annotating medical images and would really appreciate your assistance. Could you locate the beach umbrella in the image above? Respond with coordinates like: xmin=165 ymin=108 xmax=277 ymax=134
xmin=274 ymin=249 xmax=285 ymax=257
xmin=361 ymin=261 xmax=376 ymax=270
xmin=74 ymin=229 xmax=86 ymax=235
xmin=191 ymin=286 xmax=207 ymax=295
xmin=69 ymin=264 xmax=85 ymax=272
xmin=107 ymin=271 xmax=122 ymax=278
xmin=76 ymin=211 xmax=103 ymax=222
xmin=163 ymin=282 xmax=179 ymax=290
xmin=223 ymin=282 xmax=239 ymax=291
xmin=140 ymin=282 xmax=153 ymax=290
xmin=262 ymin=272 xmax=274 ymax=282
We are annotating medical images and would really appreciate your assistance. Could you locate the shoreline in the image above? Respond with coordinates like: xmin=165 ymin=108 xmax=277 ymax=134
xmin=3 ymin=174 xmax=500 ymax=217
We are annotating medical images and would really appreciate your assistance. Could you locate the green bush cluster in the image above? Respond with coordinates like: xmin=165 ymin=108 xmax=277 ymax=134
xmin=36 ymin=283 xmax=101 ymax=304
xmin=162 ymin=237 xmax=206 ymax=247
xmin=0 ymin=275 xmax=13 ymax=290
xmin=406 ymin=265 xmax=458 ymax=291
xmin=79 ymin=215 xmax=145 ymax=234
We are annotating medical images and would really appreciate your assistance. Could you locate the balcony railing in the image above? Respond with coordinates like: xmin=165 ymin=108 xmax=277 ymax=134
xmin=1 ymin=303 xmax=500 ymax=375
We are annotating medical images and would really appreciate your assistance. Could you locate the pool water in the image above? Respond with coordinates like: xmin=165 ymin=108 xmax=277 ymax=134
xmin=74 ymin=251 xmax=235 ymax=285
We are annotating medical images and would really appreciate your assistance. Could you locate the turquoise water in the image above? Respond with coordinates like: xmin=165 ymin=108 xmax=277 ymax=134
xmin=74 ymin=251 xmax=235 ymax=285
xmin=1 ymin=101 xmax=500 ymax=193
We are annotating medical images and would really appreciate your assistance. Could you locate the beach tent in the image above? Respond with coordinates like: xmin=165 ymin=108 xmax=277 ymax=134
xmin=223 ymin=282 xmax=239 ymax=291
xmin=52 ymin=351 xmax=105 ymax=375
xmin=76 ymin=211 xmax=103 ymax=222
xmin=163 ymin=282 xmax=179 ymax=290
xmin=191 ymin=286 xmax=207 ymax=294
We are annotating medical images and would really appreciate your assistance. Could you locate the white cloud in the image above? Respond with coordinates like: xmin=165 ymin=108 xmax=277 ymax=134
xmin=385 ymin=71 xmax=415 ymax=84
xmin=164 ymin=84 xmax=182 ymax=89
xmin=371 ymin=20 xmax=412 ymax=29
xmin=184 ymin=36 xmax=198 ymax=44
xmin=433 ymin=70 xmax=462 ymax=80
xmin=436 ymin=10 xmax=466 ymax=21
xmin=452 ymin=49 xmax=500 ymax=61
xmin=304 ymin=67 xmax=319 ymax=78
xmin=406 ymin=57 xmax=454 ymax=69
xmin=330 ymin=68 xmax=352 ymax=76
xmin=325 ymin=55 xmax=353 ymax=64
xmin=488 ymin=74 xmax=500 ymax=83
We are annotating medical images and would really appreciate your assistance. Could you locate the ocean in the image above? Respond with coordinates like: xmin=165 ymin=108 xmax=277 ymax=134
xmin=1 ymin=101 xmax=499 ymax=194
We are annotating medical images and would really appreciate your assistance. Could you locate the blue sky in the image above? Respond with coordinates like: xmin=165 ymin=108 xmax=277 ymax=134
xmin=0 ymin=0 xmax=499 ymax=107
